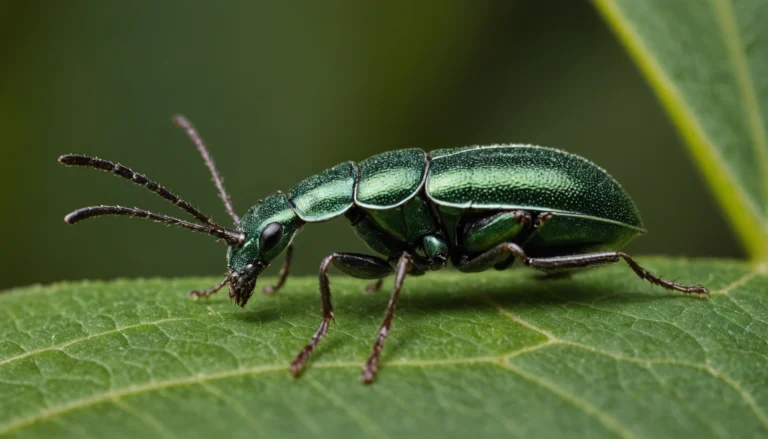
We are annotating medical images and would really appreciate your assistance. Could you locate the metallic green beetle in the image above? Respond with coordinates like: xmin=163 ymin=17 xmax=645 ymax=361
xmin=60 ymin=116 xmax=708 ymax=384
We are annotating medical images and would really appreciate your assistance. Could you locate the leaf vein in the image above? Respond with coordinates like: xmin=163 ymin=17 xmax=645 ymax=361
xmin=306 ymin=377 xmax=392 ymax=439
xmin=494 ymin=362 xmax=637 ymax=439
xmin=490 ymin=294 xmax=768 ymax=430
xmin=200 ymin=382 xmax=264 ymax=435
xmin=716 ymin=271 xmax=759 ymax=296
xmin=111 ymin=398 xmax=179 ymax=439
xmin=0 ymin=317 xmax=200 ymax=368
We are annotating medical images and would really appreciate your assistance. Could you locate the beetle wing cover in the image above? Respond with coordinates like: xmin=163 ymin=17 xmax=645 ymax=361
xmin=426 ymin=145 xmax=645 ymax=230
xmin=355 ymin=148 xmax=428 ymax=209
xmin=288 ymin=161 xmax=357 ymax=222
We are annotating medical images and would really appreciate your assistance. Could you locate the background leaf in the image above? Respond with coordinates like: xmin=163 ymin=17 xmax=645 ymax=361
xmin=1 ymin=259 xmax=766 ymax=438
xmin=593 ymin=0 xmax=768 ymax=260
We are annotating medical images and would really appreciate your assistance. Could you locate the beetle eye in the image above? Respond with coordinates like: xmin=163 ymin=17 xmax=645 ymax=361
xmin=258 ymin=222 xmax=284 ymax=253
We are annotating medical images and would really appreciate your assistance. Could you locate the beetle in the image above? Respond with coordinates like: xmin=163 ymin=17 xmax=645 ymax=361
xmin=59 ymin=115 xmax=708 ymax=384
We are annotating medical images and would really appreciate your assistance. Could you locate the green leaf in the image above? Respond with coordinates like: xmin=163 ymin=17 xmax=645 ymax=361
xmin=592 ymin=0 xmax=768 ymax=261
xmin=1 ymin=258 xmax=766 ymax=438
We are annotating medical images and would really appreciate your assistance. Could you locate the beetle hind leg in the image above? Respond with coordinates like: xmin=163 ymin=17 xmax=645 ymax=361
xmin=458 ymin=242 xmax=709 ymax=298
xmin=524 ymin=251 xmax=708 ymax=297
xmin=613 ymin=252 xmax=709 ymax=297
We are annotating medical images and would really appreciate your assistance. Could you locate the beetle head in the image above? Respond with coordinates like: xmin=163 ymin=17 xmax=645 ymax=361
xmin=226 ymin=193 xmax=303 ymax=306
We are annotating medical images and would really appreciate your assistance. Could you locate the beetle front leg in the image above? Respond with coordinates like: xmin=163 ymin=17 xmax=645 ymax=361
xmin=262 ymin=244 xmax=294 ymax=295
xmin=188 ymin=274 xmax=230 ymax=299
xmin=290 ymin=252 xmax=393 ymax=377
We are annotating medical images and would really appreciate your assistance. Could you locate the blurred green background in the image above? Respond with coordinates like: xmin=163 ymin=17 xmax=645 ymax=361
xmin=0 ymin=1 xmax=742 ymax=290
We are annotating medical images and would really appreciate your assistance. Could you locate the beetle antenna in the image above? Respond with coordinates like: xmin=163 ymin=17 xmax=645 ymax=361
xmin=58 ymin=154 xmax=227 ymax=230
xmin=65 ymin=205 xmax=245 ymax=247
xmin=172 ymin=115 xmax=240 ymax=225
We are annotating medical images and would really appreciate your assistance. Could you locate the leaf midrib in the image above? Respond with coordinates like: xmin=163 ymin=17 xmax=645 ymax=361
xmin=0 ymin=317 xmax=191 ymax=367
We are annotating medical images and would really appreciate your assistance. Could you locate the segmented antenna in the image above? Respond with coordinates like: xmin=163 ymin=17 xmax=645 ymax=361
xmin=65 ymin=206 xmax=245 ymax=246
xmin=172 ymin=115 xmax=240 ymax=224
xmin=58 ymin=154 xmax=226 ymax=230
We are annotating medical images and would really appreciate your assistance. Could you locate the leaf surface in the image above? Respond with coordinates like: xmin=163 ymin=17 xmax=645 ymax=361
xmin=593 ymin=0 xmax=768 ymax=260
xmin=0 ymin=258 xmax=766 ymax=438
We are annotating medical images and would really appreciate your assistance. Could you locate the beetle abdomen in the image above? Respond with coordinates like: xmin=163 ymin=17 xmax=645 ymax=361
xmin=355 ymin=148 xmax=428 ymax=209
xmin=426 ymin=145 xmax=645 ymax=231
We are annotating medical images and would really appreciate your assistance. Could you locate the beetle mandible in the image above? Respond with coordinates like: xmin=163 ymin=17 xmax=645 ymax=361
xmin=59 ymin=116 xmax=708 ymax=384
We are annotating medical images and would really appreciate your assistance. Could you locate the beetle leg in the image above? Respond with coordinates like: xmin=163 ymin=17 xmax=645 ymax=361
xmin=493 ymin=212 xmax=553 ymax=271
xmin=456 ymin=241 xmax=527 ymax=273
xmin=458 ymin=210 xmax=533 ymax=271
xmin=188 ymin=274 xmax=230 ymax=299
xmin=290 ymin=252 xmax=393 ymax=377
xmin=518 ymin=211 xmax=553 ymax=246
xmin=458 ymin=242 xmax=709 ymax=297
xmin=462 ymin=210 xmax=532 ymax=253
xmin=362 ymin=253 xmax=413 ymax=384
xmin=262 ymin=244 xmax=294 ymax=295
xmin=525 ymin=252 xmax=709 ymax=297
